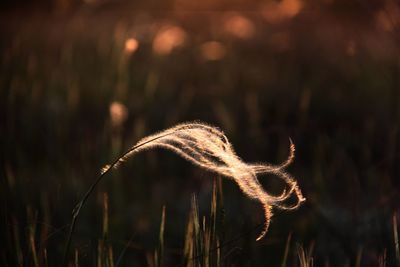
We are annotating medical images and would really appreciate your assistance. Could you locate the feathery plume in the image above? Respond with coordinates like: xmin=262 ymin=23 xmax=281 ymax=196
xmin=103 ymin=122 xmax=305 ymax=240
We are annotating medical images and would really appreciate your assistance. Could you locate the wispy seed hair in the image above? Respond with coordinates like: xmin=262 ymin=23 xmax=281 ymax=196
xmin=101 ymin=122 xmax=305 ymax=240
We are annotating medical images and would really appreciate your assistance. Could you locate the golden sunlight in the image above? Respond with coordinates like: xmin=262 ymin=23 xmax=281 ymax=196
xmin=152 ymin=25 xmax=186 ymax=55
xmin=200 ymin=41 xmax=226 ymax=61
xmin=223 ymin=13 xmax=255 ymax=39
xmin=262 ymin=0 xmax=303 ymax=24
xmin=109 ymin=101 xmax=128 ymax=127
xmin=124 ymin=38 xmax=139 ymax=54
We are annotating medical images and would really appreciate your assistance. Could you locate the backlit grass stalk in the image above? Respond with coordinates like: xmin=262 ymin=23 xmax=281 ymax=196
xmin=208 ymin=178 xmax=218 ymax=266
xmin=191 ymin=195 xmax=202 ymax=265
xmin=394 ymin=212 xmax=400 ymax=267
xmin=63 ymin=122 xmax=305 ymax=266
xmin=183 ymin=206 xmax=195 ymax=267
xmin=29 ymin=227 xmax=39 ymax=267
xmin=27 ymin=207 xmax=39 ymax=267
xmin=280 ymin=232 xmax=292 ymax=267
xmin=155 ymin=205 xmax=166 ymax=267
xmin=297 ymin=244 xmax=313 ymax=267
xmin=74 ymin=249 xmax=79 ymax=267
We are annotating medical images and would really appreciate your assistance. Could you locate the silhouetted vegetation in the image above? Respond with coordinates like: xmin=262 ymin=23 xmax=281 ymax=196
xmin=1 ymin=0 xmax=400 ymax=266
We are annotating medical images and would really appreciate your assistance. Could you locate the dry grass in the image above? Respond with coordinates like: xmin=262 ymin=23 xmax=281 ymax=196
xmin=63 ymin=121 xmax=305 ymax=266
xmin=103 ymin=122 xmax=305 ymax=241
xmin=297 ymin=244 xmax=313 ymax=267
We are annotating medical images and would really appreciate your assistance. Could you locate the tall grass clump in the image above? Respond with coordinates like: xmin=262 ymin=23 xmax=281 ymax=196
xmin=297 ymin=244 xmax=314 ymax=267
xmin=63 ymin=121 xmax=305 ymax=265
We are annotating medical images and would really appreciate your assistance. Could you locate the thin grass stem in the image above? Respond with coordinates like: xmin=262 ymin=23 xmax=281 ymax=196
xmin=62 ymin=132 xmax=175 ymax=267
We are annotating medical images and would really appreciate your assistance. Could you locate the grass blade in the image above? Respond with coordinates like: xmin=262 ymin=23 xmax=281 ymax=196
xmin=155 ymin=205 xmax=166 ymax=267
xmin=394 ymin=212 xmax=400 ymax=267
xmin=280 ymin=232 xmax=292 ymax=267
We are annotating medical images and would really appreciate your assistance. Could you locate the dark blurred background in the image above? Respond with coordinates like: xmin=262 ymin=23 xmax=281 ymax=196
xmin=1 ymin=0 xmax=400 ymax=266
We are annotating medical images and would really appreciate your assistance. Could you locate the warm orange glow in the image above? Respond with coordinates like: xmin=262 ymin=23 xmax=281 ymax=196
xmin=124 ymin=38 xmax=139 ymax=54
xmin=109 ymin=101 xmax=128 ymax=127
xmin=200 ymin=41 xmax=226 ymax=61
xmin=375 ymin=10 xmax=393 ymax=31
xmin=152 ymin=25 xmax=186 ymax=55
xmin=223 ymin=14 xmax=255 ymax=39
xmin=262 ymin=0 xmax=303 ymax=24
xmin=375 ymin=1 xmax=400 ymax=32
xmin=281 ymin=0 xmax=302 ymax=17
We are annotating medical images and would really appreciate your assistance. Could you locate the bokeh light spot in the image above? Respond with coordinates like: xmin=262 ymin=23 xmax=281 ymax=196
xmin=223 ymin=14 xmax=255 ymax=39
xmin=262 ymin=0 xmax=303 ymax=24
xmin=200 ymin=41 xmax=226 ymax=61
xmin=109 ymin=101 xmax=128 ymax=128
xmin=124 ymin=38 xmax=139 ymax=54
xmin=153 ymin=25 xmax=186 ymax=55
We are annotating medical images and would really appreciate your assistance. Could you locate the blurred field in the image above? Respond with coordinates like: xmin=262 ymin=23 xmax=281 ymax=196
xmin=1 ymin=0 xmax=400 ymax=266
